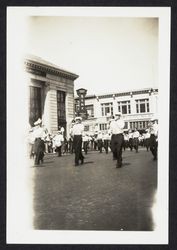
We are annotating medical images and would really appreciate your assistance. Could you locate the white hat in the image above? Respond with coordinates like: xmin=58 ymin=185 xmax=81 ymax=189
xmin=34 ymin=118 xmax=42 ymax=126
xmin=115 ymin=112 xmax=122 ymax=116
xmin=75 ymin=116 xmax=82 ymax=121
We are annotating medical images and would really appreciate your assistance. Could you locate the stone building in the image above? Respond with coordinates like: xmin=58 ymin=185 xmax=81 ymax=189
xmin=25 ymin=55 xmax=79 ymax=136
xmin=75 ymin=88 xmax=158 ymax=134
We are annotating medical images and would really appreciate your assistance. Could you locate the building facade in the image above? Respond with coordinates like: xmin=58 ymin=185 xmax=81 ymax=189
xmin=25 ymin=55 xmax=78 ymax=136
xmin=75 ymin=88 xmax=158 ymax=134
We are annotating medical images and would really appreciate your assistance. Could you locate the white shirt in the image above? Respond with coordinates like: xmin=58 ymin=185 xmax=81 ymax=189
xmin=144 ymin=132 xmax=150 ymax=139
xmin=71 ymin=123 xmax=84 ymax=136
xmin=124 ymin=134 xmax=129 ymax=141
xmin=103 ymin=133 xmax=110 ymax=140
xmin=133 ymin=131 xmax=140 ymax=138
xmin=53 ymin=134 xmax=64 ymax=147
xmin=97 ymin=133 xmax=103 ymax=140
xmin=33 ymin=126 xmax=46 ymax=139
xmin=128 ymin=132 xmax=133 ymax=139
xmin=110 ymin=119 xmax=125 ymax=134
xmin=82 ymin=135 xmax=89 ymax=142
xmin=150 ymin=123 xmax=158 ymax=136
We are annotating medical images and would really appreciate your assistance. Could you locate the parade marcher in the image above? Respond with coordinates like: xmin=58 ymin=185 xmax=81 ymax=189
xmin=33 ymin=118 xmax=46 ymax=165
xmin=133 ymin=128 xmax=140 ymax=153
xmin=71 ymin=117 xmax=85 ymax=166
xmin=144 ymin=129 xmax=151 ymax=151
xmin=93 ymin=135 xmax=98 ymax=151
xmin=53 ymin=130 xmax=64 ymax=157
xmin=97 ymin=131 xmax=103 ymax=153
xmin=82 ymin=133 xmax=89 ymax=155
xmin=103 ymin=131 xmax=110 ymax=154
xmin=128 ymin=129 xmax=134 ymax=151
xmin=149 ymin=118 xmax=158 ymax=160
xmin=68 ymin=137 xmax=74 ymax=154
xmin=69 ymin=119 xmax=75 ymax=154
xmin=123 ymin=132 xmax=129 ymax=151
xmin=63 ymin=137 xmax=69 ymax=154
xmin=110 ymin=112 xmax=125 ymax=168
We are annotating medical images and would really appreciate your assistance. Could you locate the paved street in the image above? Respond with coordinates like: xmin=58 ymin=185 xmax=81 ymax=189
xmin=31 ymin=148 xmax=157 ymax=231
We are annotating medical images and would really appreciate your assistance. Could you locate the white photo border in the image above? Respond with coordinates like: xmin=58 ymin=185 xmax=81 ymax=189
xmin=7 ymin=7 xmax=170 ymax=244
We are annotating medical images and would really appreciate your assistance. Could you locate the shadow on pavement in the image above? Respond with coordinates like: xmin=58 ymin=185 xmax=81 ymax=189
xmin=122 ymin=162 xmax=131 ymax=166
xmin=83 ymin=161 xmax=94 ymax=165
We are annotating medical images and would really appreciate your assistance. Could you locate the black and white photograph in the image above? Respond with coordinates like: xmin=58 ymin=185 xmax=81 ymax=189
xmin=7 ymin=7 xmax=170 ymax=244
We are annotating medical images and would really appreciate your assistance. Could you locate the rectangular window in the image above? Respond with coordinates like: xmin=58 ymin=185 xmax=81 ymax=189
xmin=124 ymin=122 xmax=128 ymax=129
xmin=135 ymin=99 xmax=150 ymax=113
xmin=85 ymin=104 xmax=94 ymax=117
xmin=29 ymin=86 xmax=42 ymax=126
xmin=99 ymin=123 xmax=108 ymax=130
xmin=118 ymin=101 xmax=131 ymax=114
xmin=101 ymin=103 xmax=113 ymax=116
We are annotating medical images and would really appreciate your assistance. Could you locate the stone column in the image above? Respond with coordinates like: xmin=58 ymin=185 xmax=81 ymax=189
xmin=42 ymin=83 xmax=51 ymax=132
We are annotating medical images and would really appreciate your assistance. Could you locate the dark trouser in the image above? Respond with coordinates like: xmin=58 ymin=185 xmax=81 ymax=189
xmin=111 ymin=134 xmax=124 ymax=167
xmin=73 ymin=135 xmax=84 ymax=165
xmin=133 ymin=138 xmax=139 ymax=152
xmin=104 ymin=140 xmax=109 ymax=154
xmin=145 ymin=138 xmax=150 ymax=151
xmin=56 ymin=146 xmax=62 ymax=156
xmin=129 ymin=138 xmax=133 ymax=151
xmin=97 ymin=139 xmax=103 ymax=153
xmin=149 ymin=134 xmax=158 ymax=160
xmin=34 ymin=138 xmax=45 ymax=165
xmin=83 ymin=141 xmax=88 ymax=154
xmin=123 ymin=140 xmax=129 ymax=151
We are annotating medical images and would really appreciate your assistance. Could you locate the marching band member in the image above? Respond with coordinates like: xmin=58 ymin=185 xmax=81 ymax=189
xmin=110 ymin=112 xmax=125 ymax=168
xmin=70 ymin=117 xmax=84 ymax=166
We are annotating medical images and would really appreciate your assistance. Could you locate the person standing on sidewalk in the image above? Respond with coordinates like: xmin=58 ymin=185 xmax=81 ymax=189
xmin=71 ymin=117 xmax=85 ymax=166
xmin=110 ymin=112 xmax=125 ymax=168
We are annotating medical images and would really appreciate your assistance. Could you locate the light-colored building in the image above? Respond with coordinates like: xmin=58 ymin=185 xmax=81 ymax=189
xmin=25 ymin=55 xmax=79 ymax=136
xmin=75 ymin=88 xmax=158 ymax=134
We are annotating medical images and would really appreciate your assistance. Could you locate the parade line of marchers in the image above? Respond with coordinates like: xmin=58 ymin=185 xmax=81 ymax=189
xmin=28 ymin=112 xmax=158 ymax=167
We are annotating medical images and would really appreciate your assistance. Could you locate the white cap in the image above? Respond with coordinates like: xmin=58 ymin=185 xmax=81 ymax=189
xmin=75 ymin=116 xmax=82 ymax=121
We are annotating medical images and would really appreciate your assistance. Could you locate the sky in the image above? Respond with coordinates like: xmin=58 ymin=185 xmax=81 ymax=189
xmin=27 ymin=16 xmax=158 ymax=95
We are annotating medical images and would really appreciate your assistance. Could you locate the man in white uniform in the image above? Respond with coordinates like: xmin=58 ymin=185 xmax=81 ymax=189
xmin=133 ymin=128 xmax=140 ymax=153
xmin=110 ymin=112 xmax=125 ymax=168
xmin=71 ymin=117 xmax=84 ymax=166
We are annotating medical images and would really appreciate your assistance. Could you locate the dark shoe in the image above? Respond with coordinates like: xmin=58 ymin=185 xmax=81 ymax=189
xmin=116 ymin=163 xmax=122 ymax=168
xmin=75 ymin=163 xmax=79 ymax=166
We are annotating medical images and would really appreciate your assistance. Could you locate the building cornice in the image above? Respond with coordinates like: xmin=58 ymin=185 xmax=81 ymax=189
xmin=25 ymin=58 xmax=79 ymax=81
xmin=75 ymin=88 xmax=158 ymax=100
